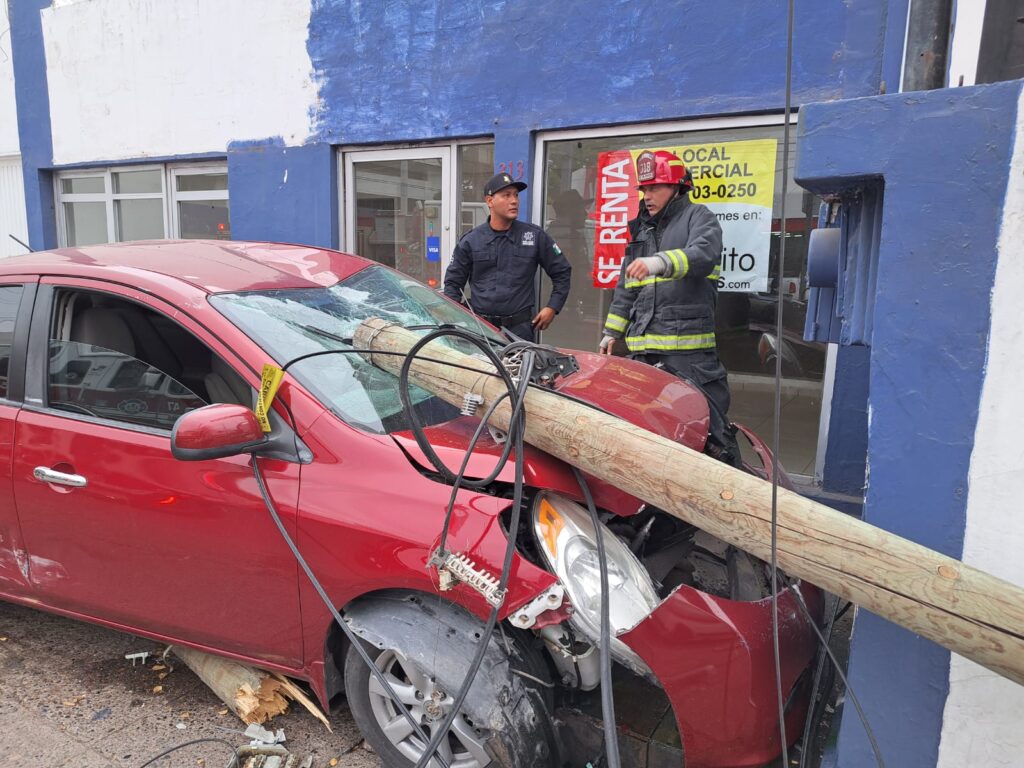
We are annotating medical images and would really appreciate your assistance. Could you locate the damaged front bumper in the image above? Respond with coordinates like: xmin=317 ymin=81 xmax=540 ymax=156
xmin=620 ymin=581 xmax=823 ymax=768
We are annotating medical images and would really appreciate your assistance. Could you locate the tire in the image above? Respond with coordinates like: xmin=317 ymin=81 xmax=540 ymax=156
xmin=343 ymin=595 xmax=558 ymax=768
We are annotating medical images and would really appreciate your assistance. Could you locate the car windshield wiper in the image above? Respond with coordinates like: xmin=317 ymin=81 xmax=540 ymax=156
xmin=302 ymin=324 xmax=352 ymax=345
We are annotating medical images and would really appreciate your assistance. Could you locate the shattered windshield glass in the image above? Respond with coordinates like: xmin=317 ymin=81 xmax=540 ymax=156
xmin=211 ymin=265 xmax=503 ymax=434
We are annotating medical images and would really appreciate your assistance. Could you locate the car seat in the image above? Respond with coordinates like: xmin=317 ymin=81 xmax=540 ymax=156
xmin=204 ymin=355 xmax=252 ymax=406
xmin=69 ymin=307 xmax=136 ymax=357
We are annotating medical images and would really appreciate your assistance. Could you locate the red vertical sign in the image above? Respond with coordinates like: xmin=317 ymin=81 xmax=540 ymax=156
xmin=591 ymin=151 xmax=639 ymax=289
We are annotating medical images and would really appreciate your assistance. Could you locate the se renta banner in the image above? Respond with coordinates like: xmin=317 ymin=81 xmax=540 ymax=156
xmin=591 ymin=139 xmax=778 ymax=292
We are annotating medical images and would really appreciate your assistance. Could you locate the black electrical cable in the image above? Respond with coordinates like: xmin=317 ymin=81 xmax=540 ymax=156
xmin=397 ymin=329 xmax=622 ymax=768
xmin=281 ymin=345 xmax=504 ymax=378
xmin=769 ymin=0 xmax=797 ymax=762
xmin=789 ymin=587 xmax=886 ymax=768
xmin=410 ymin=435 xmax=525 ymax=768
xmin=572 ymin=467 xmax=621 ymax=768
xmin=254 ymin=327 xmax=529 ymax=768
xmin=798 ymin=596 xmax=842 ymax=768
xmin=407 ymin=337 xmax=533 ymax=768
xmin=251 ymin=458 xmax=452 ymax=768
xmin=137 ymin=741 xmax=238 ymax=768
xmin=398 ymin=327 xmax=522 ymax=489
xmin=267 ymin=324 xmax=622 ymax=767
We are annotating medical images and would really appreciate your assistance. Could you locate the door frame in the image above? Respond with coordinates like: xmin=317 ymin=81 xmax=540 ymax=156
xmin=339 ymin=139 xmax=494 ymax=280
xmin=341 ymin=146 xmax=453 ymax=281
xmin=530 ymin=114 xmax=836 ymax=484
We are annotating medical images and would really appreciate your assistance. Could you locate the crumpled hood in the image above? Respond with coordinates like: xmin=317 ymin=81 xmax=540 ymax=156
xmin=391 ymin=350 xmax=709 ymax=514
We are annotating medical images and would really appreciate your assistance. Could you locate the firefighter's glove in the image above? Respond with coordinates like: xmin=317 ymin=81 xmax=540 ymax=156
xmin=600 ymin=335 xmax=616 ymax=355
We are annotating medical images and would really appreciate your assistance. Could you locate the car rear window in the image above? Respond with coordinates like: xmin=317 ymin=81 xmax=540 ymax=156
xmin=0 ymin=286 xmax=23 ymax=400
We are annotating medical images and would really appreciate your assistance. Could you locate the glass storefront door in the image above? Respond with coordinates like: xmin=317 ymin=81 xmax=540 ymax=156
xmin=536 ymin=121 xmax=828 ymax=477
xmin=344 ymin=148 xmax=451 ymax=289
xmin=343 ymin=143 xmax=495 ymax=289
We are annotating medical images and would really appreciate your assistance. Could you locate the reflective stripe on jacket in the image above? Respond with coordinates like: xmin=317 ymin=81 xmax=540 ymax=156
xmin=602 ymin=195 xmax=723 ymax=354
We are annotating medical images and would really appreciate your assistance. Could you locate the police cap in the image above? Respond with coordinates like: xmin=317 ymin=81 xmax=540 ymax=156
xmin=483 ymin=172 xmax=528 ymax=197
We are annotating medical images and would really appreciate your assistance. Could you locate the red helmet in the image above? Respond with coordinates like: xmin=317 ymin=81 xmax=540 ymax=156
xmin=636 ymin=150 xmax=693 ymax=190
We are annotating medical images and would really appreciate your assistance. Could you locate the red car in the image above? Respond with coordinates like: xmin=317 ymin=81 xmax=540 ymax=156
xmin=0 ymin=241 xmax=821 ymax=767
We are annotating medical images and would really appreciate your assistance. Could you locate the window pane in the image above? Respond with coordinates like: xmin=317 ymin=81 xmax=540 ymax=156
xmin=64 ymin=201 xmax=109 ymax=246
xmin=540 ymin=126 xmax=826 ymax=475
xmin=112 ymin=169 xmax=162 ymax=194
xmin=176 ymin=173 xmax=228 ymax=192
xmin=115 ymin=198 xmax=165 ymax=241
xmin=0 ymin=286 xmax=24 ymax=399
xmin=351 ymin=158 xmax=443 ymax=287
xmin=457 ymin=144 xmax=495 ymax=237
xmin=48 ymin=341 xmax=206 ymax=429
xmin=61 ymin=176 xmax=105 ymax=194
xmin=178 ymin=199 xmax=231 ymax=239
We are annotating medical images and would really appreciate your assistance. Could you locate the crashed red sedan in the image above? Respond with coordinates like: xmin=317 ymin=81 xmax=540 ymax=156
xmin=0 ymin=241 xmax=821 ymax=767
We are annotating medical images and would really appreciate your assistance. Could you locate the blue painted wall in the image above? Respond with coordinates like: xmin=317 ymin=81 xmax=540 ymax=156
xmin=306 ymin=0 xmax=894 ymax=142
xmin=796 ymin=81 xmax=1021 ymax=768
xmin=224 ymin=0 xmax=906 ymax=276
xmin=228 ymin=141 xmax=338 ymax=248
xmin=822 ymin=345 xmax=869 ymax=496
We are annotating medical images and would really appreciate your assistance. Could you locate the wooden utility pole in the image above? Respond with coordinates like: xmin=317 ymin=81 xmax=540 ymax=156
xmin=354 ymin=318 xmax=1024 ymax=686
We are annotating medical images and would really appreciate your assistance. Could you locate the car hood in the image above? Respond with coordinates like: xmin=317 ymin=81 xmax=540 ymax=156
xmin=391 ymin=350 xmax=709 ymax=514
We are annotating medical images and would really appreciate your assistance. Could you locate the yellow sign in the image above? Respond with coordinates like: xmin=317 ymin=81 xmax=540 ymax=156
xmin=629 ymin=139 xmax=777 ymax=208
xmin=594 ymin=138 xmax=778 ymax=292
xmin=254 ymin=364 xmax=285 ymax=433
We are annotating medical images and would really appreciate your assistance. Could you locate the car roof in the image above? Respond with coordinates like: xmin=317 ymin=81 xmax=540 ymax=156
xmin=0 ymin=240 xmax=370 ymax=293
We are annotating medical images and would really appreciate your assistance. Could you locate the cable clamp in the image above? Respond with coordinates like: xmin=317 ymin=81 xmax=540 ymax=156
xmin=431 ymin=550 xmax=506 ymax=608
xmin=460 ymin=393 xmax=484 ymax=416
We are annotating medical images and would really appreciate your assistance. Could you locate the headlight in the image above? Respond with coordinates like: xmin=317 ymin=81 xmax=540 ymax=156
xmin=532 ymin=492 xmax=661 ymax=670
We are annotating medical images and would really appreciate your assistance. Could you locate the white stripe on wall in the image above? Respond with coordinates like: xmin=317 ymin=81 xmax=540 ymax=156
xmin=936 ymin=83 xmax=1024 ymax=768
xmin=42 ymin=0 xmax=317 ymax=164
xmin=0 ymin=156 xmax=29 ymax=258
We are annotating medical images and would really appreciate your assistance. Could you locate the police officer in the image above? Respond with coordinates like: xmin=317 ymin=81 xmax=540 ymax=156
xmin=600 ymin=150 xmax=732 ymax=417
xmin=444 ymin=172 xmax=572 ymax=342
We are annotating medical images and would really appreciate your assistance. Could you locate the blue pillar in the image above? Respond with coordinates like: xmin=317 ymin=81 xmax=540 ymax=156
xmin=796 ymin=81 xmax=1021 ymax=767
xmin=10 ymin=0 xmax=57 ymax=251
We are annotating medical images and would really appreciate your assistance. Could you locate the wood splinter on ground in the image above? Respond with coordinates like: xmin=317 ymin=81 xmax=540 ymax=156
xmin=171 ymin=645 xmax=331 ymax=730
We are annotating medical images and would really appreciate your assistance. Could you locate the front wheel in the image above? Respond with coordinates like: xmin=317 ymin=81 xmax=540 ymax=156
xmin=346 ymin=643 xmax=494 ymax=767
xmin=342 ymin=595 xmax=558 ymax=768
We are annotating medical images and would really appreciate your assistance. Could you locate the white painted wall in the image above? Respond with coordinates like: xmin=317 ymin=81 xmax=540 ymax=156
xmin=947 ymin=0 xmax=987 ymax=87
xmin=41 ymin=0 xmax=318 ymax=165
xmin=1 ymin=4 xmax=21 ymax=155
xmin=936 ymin=83 xmax=1024 ymax=768
xmin=0 ymin=156 xmax=29 ymax=257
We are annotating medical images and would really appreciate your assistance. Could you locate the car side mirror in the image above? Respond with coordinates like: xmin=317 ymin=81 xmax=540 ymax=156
xmin=171 ymin=403 xmax=268 ymax=461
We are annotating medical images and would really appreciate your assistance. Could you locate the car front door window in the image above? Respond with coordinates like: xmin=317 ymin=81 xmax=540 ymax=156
xmin=48 ymin=340 xmax=206 ymax=430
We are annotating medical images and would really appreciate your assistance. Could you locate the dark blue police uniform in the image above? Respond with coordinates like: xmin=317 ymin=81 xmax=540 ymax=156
xmin=443 ymin=218 xmax=572 ymax=341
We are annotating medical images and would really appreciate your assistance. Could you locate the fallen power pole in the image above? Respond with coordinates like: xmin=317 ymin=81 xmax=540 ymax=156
xmin=172 ymin=645 xmax=330 ymax=728
xmin=354 ymin=318 xmax=1024 ymax=686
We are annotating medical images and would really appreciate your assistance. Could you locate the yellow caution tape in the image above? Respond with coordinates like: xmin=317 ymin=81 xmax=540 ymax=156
xmin=254 ymin=364 xmax=285 ymax=433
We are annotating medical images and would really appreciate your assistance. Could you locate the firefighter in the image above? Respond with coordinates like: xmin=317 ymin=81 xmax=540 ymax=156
xmin=444 ymin=172 xmax=571 ymax=342
xmin=600 ymin=150 xmax=732 ymax=418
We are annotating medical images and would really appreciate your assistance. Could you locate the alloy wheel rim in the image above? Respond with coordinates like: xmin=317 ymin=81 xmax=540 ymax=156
xmin=366 ymin=649 xmax=492 ymax=768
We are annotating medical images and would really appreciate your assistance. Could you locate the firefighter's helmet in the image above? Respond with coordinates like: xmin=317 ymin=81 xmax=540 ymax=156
xmin=635 ymin=150 xmax=694 ymax=191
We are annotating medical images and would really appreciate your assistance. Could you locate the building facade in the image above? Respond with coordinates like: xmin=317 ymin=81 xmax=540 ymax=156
xmin=4 ymin=1 xmax=1023 ymax=766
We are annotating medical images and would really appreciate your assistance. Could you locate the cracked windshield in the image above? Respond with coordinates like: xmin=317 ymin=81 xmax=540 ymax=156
xmin=212 ymin=265 xmax=502 ymax=434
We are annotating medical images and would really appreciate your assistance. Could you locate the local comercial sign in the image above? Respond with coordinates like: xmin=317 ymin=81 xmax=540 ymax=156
xmin=591 ymin=138 xmax=778 ymax=292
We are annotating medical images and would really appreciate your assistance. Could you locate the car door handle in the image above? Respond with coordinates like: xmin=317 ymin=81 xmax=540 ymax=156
xmin=33 ymin=466 xmax=88 ymax=488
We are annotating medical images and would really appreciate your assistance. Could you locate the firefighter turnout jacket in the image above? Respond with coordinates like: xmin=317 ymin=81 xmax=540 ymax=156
xmin=603 ymin=194 xmax=723 ymax=355
xmin=444 ymin=219 xmax=571 ymax=319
